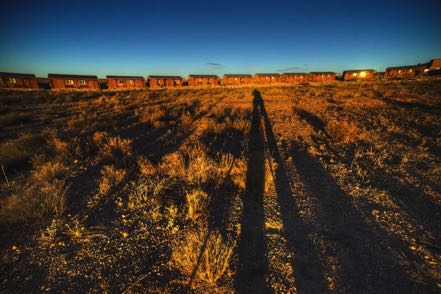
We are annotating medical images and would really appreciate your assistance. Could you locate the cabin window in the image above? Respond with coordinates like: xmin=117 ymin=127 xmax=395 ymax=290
xmin=65 ymin=80 xmax=74 ymax=85
xmin=118 ymin=80 xmax=125 ymax=84
xmin=409 ymin=69 xmax=413 ymax=72
xmin=398 ymin=70 xmax=401 ymax=73
xmin=78 ymin=80 xmax=86 ymax=85
xmin=352 ymin=73 xmax=357 ymax=77
xmin=8 ymin=77 xmax=16 ymax=83
xmin=127 ymin=80 xmax=133 ymax=84
xmin=271 ymin=76 xmax=275 ymax=80
xmin=234 ymin=77 xmax=238 ymax=81
xmin=359 ymin=71 xmax=366 ymax=77
xmin=424 ymin=69 xmax=429 ymax=72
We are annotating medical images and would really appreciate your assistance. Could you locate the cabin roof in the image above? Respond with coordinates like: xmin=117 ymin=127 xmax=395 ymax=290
xmin=48 ymin=74 xmax=98 ymax=80
xmin=386 ymin=64 xmax=429 ymax=70
xmin=310 ymin=72 xmax=336 ymax=75
xmin=255 ymin=73 xmax=280 ymax=76
xmin=0 ymin=72 xmax=36 ymax=78
xmin=224 ymin=74 xmax=252 ymax=77
xmin=281 ymin=72 xmax=309 ymax=75
xmin=148 ymin=75 xmax=183 ymax=79
xmin=107 ymin=75 xmax=144 ymax=79
xmin=342 ymin=69 xmax=375 ymax=73
xmin=188 ymin=75 xmax=219 ymax=78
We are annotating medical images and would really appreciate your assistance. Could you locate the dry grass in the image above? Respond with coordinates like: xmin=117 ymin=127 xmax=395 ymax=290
xmin=0 ymin=133 xmax=47 ymax=171
xmin=98 ymin=165 xmax=126 ymax=194
xmin=171 ymin=227 xmax=235 ymax=286
xmin=186 ymin=189 xmax=209 ymax=221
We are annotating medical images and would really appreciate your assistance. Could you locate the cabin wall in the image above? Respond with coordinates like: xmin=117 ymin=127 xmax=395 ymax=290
xmin=188 ymin=77 xmax=218 ymax=87
xmin=50 ymin=79 xmax=100 ymax=90
xmin=343 ymin=71 xmax=375 ymax=81
xmin=0 ymin=77 xmax=38 ymax=89
xmin=280 ymin=75 xmax=309 ymax=83
xmin=222 ymin=76 xmax=252 ymax=85
xmin=107 ymin=79 xmax=145 ymax=89
xmin=254 ymin=75 xmax=280 ymax=84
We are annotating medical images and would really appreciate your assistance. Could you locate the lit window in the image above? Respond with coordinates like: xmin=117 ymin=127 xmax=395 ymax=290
xmin=78 ymin=80 xmax=86 ymax=85
xmin=272 ymin=76 xmax=275 ymax=80
xmin=352 ymin=73 xmax=357 ymax=77
xmin=424 ymin=69 xmax=429 ymax=72
xmin=359 ymin=71 xmax=366 ymax=77
xmin=8 ymin=77 xmax=16 ymax=83
xmin=398 ymin=70 xmax=401 ymax=73
xmin=235 ymin=77 xmax=238 ymax=81
xmin=127 ymin=80 xmax=133 ymax=84
xmin=409 ymin=69 xmax=413 ymax=72
xmin=65 ymin=80 xmax=74 ymax=85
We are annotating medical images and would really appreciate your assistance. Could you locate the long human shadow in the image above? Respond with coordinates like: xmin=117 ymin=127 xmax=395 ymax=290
xmin=289 ymin=142 xmax=438 ymax=292
xmin=234 ymin=91 xmax=272 ymax=293
xmin=256 ymin=90 xmax=329 ymax=293
xmin=296 ymin=108 xmax=441 ymax=244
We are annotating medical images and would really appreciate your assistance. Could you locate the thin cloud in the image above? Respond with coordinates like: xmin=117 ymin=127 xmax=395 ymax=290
xmin=206 ymin=62 xmax=225 ymax=69
xmin=277 ymin=66 xmax=308 ymax=72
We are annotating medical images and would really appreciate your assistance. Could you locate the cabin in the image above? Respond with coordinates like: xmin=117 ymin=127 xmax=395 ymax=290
xmin=254 ymin=73 xmax=280 ymax=84
xmin=429 ymin=58 xmax=441 ymax=70
xmin=309 ymin=72 xmax=337 ymax=82
xmin=222 ymin=74 xmax=253 ymax=85
xmin=384 ymin=64 xmax=428 ymax=78
xmin=0 ymin=72 xmax=39 ymax=89
xmin=342 ymin=69 xmax=375 ymax=81
xmin=107 ymin=76 xmax=145 ymax=90
xmin=48 ymin=74 xmax=100 ymax=90
xmin=148 ymin=76 xmax=183 ymax=88
xmin=36 ymin=78 xmax=51 ymax=89
xmin=280 ymin=73 xmax=310 ymax=84
xmin=188 ymin=75 xmax=219 ymax=87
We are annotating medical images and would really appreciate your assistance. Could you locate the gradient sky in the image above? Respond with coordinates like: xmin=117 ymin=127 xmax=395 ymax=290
xmin=1 ymin=0 xmax=440 ymax=77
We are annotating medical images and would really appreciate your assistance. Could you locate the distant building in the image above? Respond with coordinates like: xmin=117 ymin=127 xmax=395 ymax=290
xmin=280 ymin=73 xmax=310 ymax=83
xmin=107 ymin=76 xmax=145 ymax=89
xmin=188 ymin=75 xmax=219 ymax=87
xmin=222 ymin=74 xmax=253 ymax=85
xmin=342 ymin=69 xmax=375 ymax=81
xmin=148 ymin=76 xmax=183 ymax=88
xmin=36 ymin=78 xmax=51 ymax=89
xmin=48 ymin=74 xmax=100 ymax=90
xmin=0 ymin=72 xmax=39 ymax=89
xmin=427 ymin=58 xmax=441 ymax=76
xmin=254 ymin=73 xmax=280 ymax=84
xmin=384 ymin=64 xmax=428 ymax=78
xmin=309 ymin=72 xmax=337 ymax=82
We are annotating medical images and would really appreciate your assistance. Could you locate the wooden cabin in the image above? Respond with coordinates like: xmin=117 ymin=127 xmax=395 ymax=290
xmin=342 ymin=69 xmax=375 ymax=81
xmin=107 ymin=76 xmax=145 ymax=90
xmin=309 ymin=72 xmax=337 ymax=82
xmin=48 ymin=74 xmax=100 ymax=90
xmin=148 ymin=76 xmax=183 ymax=88
xmin=280 ymin=73 xmax=310 ymax=84
xmin=222 ymin=74 xmax=253 ymax=85
xmin=384 ymin=64 xmax=428 ymax=78
xmin=188 ymin=75 xmax=219 ymax=87
xmin=0 ymin=72 xmax=39 ymax=89
xmin=254 ymin=73 xmax=280 ymax=84
xmin=429 ymin=58 xmax=441 ymax=70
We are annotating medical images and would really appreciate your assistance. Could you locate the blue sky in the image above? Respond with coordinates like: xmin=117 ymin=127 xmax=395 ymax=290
xmin=1 ymin=0 xmax=440 ymax=77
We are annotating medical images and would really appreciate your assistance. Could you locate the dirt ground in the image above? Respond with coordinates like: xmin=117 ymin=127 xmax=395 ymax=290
xmin=0 ymin=79 xmax=440 ymax=293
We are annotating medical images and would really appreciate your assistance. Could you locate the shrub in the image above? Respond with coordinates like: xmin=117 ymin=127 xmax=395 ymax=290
xmin=137 ymin=156 xmax=157 ymax=177
xmin=99 ymin=165 xmax=126 ymax=194
xmin=171 ymin=228 xmax=235 ymax=286
xmin=325 ymin=119 xmax=360 ymax=144
xmin=186 ymin=189 xmax=208 ymax=221
xmin=0 ymin=133 xmax=47 ymax=171
xmin=161 ymin=143 xmax=216 ymax=184
xmin=93 ymin=131 xmax=132 ymax=165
